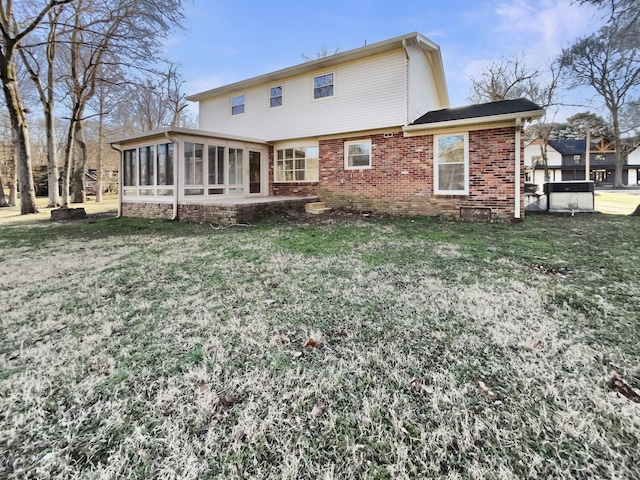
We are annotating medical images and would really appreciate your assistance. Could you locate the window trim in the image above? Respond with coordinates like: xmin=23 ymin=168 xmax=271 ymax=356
xmin=434 ymin=132 xmax=469 ymax=196
xmin=231 ymin=94 xmax=245 ymax=116
xmin=344 ymin=139 xmax=372 ymax=170
xmin=269 ymin=85 xmax=283 ymax=108
xmin=313 ymin=72 xmax=334 ymax=100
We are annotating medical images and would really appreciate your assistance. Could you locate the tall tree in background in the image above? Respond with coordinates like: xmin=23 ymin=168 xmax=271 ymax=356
xmin=20 ymin=6 xmax=66 ymax=207
xmin=468 ymin=55 xmax=561 ymax=181
xmin=561 ymin=24 xmax=640 ymax=187
xmin=0 ymin=0 xmax=75 ymax=214
xmin=58 ymin=0 xmax=186 ymax=206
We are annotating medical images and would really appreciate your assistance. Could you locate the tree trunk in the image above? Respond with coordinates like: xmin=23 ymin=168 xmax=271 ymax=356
xmin=61 ymin=119 xmax=75 ymax=208
xmin=45 ymin=106 xmax=59 ymax=207
xmin=70 ymin=120 xmax=86 ymax=203
xmin=8 ymin=175 xmax=16 ymax=206
xmin=0 ymin=59 xmax=38 ymax=214
xmin=611 ymin=105 xmax=625 ymax=188
xmin=0 ymin=175 xmax=8 ymax=207
xmin=96 ymin=109 xmax=103 ymax=203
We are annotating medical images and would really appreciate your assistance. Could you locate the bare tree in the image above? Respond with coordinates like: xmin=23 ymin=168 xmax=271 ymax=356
xmin=20 ymin=6 xmax=66 ymax=207
xmin=469 ymin=55 xmax=562 ymax=182
xmin=561 ymin=24 xmax=640 ymax=187
xmin=468 ymin=54 xmax=542 ymax=104
xmin=0 ymin=0 xmax=75 ymax=214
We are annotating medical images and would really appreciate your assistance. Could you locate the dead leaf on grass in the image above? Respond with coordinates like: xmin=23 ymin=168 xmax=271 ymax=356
xmin=410 ymin=377 xmax=422 ymax=393
xmin=54 ymin=323 xmax=67 ymax=332
xmin=532 ymin=341 xmax=543 ymax=349
xmin=269 ymin=333 xmax=291 ymax=346
xmin=303 ymin=337 xmax=318 ymax=348
xmin=198 ymin=380 xmax=208 ymax=393
xmin=217 ymin=393 xmax=243 ymax=408
xmin=607 ymin=370 xmax=640 ymax=403
xmin=310 ymin=404 xmax=325 ymax=418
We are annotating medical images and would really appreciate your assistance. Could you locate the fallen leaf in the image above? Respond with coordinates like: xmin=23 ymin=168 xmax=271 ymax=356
xmin=198 ymin=381 xmax=208 ymax=393
xmin=218 ymin=393 xmax=243 ymax=408
xmin=532 ymin=341 xmax=543 ymax=349
xmin=290 ymin=351 xmax=303 ymax=359
xmin=607 ymin=370 xmax=640 ymax=403
xmin=410 ymin=377 xmax=422 ymax=393
xmin=310 ymin=404 xmax=325 ymax=417
xmin=55 ymin=323 xmax=67 ymax=332
xmin=303 ymin=337 xmax=318 ymax=348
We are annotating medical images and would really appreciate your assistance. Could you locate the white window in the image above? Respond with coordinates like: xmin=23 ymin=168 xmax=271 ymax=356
xmin=574 ymin=154 xmax=581 ymax=164
xmin=270 ymin=86 xmax=282 ymax=108
xmin=231 ymin=94 xmax=245 ymax=115
xmin=275 ymin=147 xmax=319 ymax=182
xmin=434 ymin=133 xmax=468 ymax=195
xmin=313 ymin=73 xmax=334 ymax=99
xmin=344 ymin=140 xmax=371 ymax=169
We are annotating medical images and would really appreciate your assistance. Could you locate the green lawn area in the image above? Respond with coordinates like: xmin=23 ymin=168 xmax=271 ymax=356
xmin=1 ymin=212 xmax=639 ymax=479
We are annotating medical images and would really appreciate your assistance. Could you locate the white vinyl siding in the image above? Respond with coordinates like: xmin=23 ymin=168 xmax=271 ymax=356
xmin=198 ymin=50 xmax=412 ymax=141
xmin=407 ymin=45 xmax=440 ymax=124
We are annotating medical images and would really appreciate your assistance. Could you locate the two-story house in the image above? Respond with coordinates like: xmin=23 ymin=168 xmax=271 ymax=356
xmin=525 ymin=138 xmax=640 ymax=187
xmin=110 ymin=32 xmax=544 ymax=223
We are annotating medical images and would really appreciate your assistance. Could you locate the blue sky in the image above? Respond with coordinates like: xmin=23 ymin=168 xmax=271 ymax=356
xmin=167 ymin=0 xmax=605 ymax=121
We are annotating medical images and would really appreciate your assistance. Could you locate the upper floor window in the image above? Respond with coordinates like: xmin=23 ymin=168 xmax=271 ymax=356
xmin=344 ymin=140 xmax=371 ymax=169
xmin=270 ymin=86 xmax=283 ymax=108
xmin=231 ymin=94 xmax=245 ymax=115
xmin=434 ymin=133 xmax=468 ymax=195
xmin=313 ymin=73 xmax=334 ymax=99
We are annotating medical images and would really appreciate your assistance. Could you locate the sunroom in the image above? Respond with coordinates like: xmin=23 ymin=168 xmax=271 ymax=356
xmin=110 ymin=127 xmax=318 ymax=223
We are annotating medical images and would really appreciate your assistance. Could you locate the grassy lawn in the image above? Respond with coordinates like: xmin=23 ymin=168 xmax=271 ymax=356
xmin=0 ymin=211 xmax=638 ymax=479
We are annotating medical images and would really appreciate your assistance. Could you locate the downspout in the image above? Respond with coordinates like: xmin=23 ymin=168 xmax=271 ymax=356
xmin=514 ymin=118 xmax=522 ymax=220
xmin=110 ymin=143 xmax=123 ymax=218
xmin=402 ymin=39 xmax=410 ymax=126
xmin=165 ymin=132 xmax=179 ymax=220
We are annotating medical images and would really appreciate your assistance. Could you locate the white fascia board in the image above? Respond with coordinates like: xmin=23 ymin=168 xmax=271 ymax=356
xmin=186 ymin=32 xmax=445 ymax=102
xmin=402 ymin=109 xmax=546 ymax=135
xmin=108 ymin=126 xmax=268 ymax=145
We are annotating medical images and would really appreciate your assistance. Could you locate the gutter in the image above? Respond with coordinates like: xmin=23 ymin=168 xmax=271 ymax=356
xmin=515 ymin=118 xmax=522 ymax=220
xmin=165 ymin=132 xmax=179 ymax=220
xmin=110 ymin=143 xmax=123 ymax=218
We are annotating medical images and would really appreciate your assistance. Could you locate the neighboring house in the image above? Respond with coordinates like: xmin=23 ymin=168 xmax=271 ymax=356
xmin=109 ymin=32 xmax=544 ymax=223
xmin=525 ymin=138 xmax=640 ymax=186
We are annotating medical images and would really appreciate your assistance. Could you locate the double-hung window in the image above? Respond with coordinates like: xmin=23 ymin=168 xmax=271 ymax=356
xmin=434 ymin=133 xmax=469 ymax=195
xmin=344 ymin=140 xmax=371 ymax=169
xmin=313 ymin=73 xmax=334 ymax=99
xmin=231 ymin=94 xmax=245 ymax=115
xmin=270 ymin=86 xmax=283 ymax=108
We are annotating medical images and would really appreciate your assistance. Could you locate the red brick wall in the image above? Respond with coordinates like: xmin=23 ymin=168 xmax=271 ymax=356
xmin=272 ymin=182 xmax=320 ymax=196
xmin=318 ymin=127 xmax=524 ymax=221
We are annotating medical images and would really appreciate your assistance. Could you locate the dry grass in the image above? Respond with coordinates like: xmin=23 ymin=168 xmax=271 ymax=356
xmin=1 ymin=212 xmax=639 ymax=479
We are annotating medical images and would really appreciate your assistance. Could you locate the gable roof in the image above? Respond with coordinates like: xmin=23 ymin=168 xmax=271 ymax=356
xmin=547 ymin=139 xmax=587 ymax=155
xmin=186 ymin=32 xmax=449 ymax=107
xmin=411 ymin=98 xmax=544 ymax=125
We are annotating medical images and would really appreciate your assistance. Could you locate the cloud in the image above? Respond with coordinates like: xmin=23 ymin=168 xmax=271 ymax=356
xmin=492 ymin=0 xmax=603 ymax=61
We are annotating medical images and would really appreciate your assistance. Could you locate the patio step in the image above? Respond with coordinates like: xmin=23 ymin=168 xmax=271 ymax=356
xmin=305 ymin=201 xmax=332 ymax=214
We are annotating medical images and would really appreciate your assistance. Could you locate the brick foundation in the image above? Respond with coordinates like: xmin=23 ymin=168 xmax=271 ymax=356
xmin=318 ymin=128 xmax=524 ymax=221
xmin=122 ymin=202 xmax=174 ymax=219
xmin=123 ymin=199 xmax=316 ymax=224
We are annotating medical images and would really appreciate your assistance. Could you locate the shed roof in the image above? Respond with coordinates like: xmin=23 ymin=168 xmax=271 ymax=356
xmin=411 ymin=98 xmax=544 ymax=125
